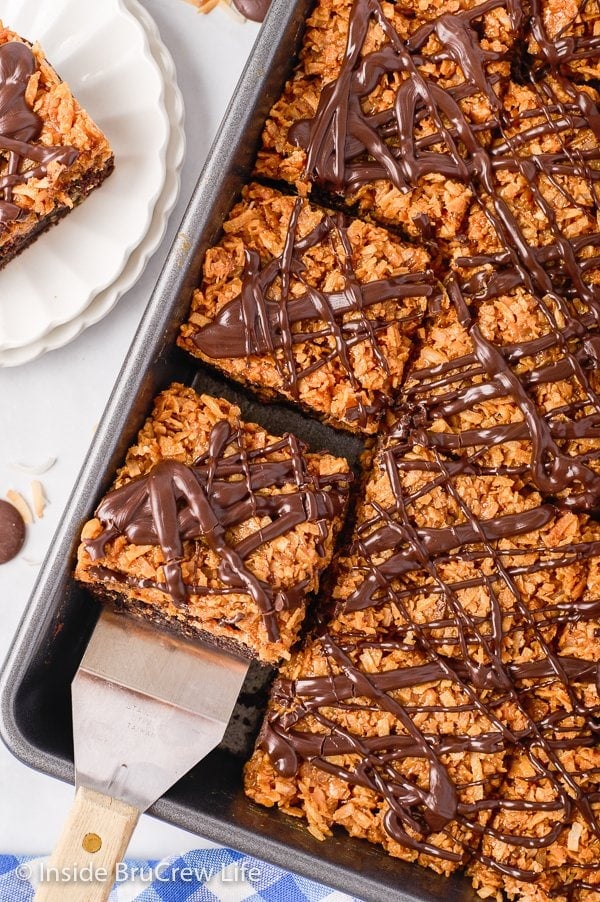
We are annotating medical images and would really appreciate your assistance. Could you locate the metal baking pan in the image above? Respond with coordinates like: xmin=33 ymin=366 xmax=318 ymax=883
xmin=0 ymin=2 xmax=479 ymax=899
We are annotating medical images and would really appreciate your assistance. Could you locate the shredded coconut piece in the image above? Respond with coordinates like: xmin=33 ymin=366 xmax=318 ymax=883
xmin=9 ymin=457 xmax=57 ymax=475
xmin=6 ymin=490 xmax=33 ymax=525
xmin=186 ymin=0 xmax=245 ymax=18
xmin=567 ymin=821 xmax=583 ymax=852
xmin=31 ymin=480 xmax=47 ymax=519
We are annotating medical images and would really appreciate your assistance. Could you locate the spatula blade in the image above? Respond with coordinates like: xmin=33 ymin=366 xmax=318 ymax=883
xmin=72 ymin=607 xmax=249 ymax=811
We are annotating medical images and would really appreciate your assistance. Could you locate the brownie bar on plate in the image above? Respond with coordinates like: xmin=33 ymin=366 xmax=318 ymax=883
xmin=0 ymin=23 xmax=113 ymax=268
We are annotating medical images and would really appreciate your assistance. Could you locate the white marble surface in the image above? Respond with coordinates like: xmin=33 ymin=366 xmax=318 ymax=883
xmin=0 ymin=0 xmax=260 ymax=857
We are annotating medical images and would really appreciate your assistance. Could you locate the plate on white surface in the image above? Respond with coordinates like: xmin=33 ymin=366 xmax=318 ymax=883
xmin=0 ymin=0 xmax=185 ymax=367
xmin=0 ymin=0 xmax=171 ymax=351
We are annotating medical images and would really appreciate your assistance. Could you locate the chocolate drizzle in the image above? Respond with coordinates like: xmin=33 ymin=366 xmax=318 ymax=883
xmin=284 ymin=0 xmax=600 ymax=506
xmin=404 ymin=277 xmax=600 ymax=510
xmin=86 ymin=421 xmax=349 ymax=642
xmin=191 ymin=198 xmax=435 ymax=429
xmin=288 ymin=0 xmax=600 ymax=488
xmin=259 ymin=439 xmax=600 ymax=887
xmin=263 ymin=626 xmax=599 ymax=862
xmin=290 ymin=0 xmax=600 ymax=192
xmin=246 ymin=0 xmax=600 ymax=892
xmin=0 ymin=42 xmax=78 ymax=226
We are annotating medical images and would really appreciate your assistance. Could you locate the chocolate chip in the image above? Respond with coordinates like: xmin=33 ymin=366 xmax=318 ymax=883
xmin=0 ymin=499 xmax=26 ymax=564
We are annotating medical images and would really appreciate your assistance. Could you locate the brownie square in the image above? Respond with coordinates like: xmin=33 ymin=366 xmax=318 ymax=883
xmin=178 ymin=183 xmax=436 ymax=434
xmin=0 ymin=24 xmax=113 ymax=267
xmin=75 ymin=383 xmax=351 ymax=665
xmin=393 ymin=280 xmax=600 ymax=511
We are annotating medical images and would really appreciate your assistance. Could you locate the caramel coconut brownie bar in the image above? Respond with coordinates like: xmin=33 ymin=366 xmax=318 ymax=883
xmin=255 ymin=0 xmax=514 ymax=238
xmin=75 ymin=384 xmax=351 ymax=664
xmin=392 ymin=73 xmax=600 ymax=510
xmin=470 ymin=747 xmax=600 ymax=901
xmin=244 ymin=436 xmax=600 ymax=882
xmin=245 ymin=631 xmax=513 ymax=875
xmin=469 ymin=591 xmax=600 ymax=900
xmin=395 ymin=279 xmax=600 ymax=511
xmin=0 ymin=23 xmax=113 ymax=267
xmin=178 ymin=183 xmax=437 ymax=434
xmin=255 ymin=0 xmax=600 ymax=243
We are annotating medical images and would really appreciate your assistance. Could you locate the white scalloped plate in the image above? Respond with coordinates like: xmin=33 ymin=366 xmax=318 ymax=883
xmin=0 ymin=0 xmax=170 ymax=351
xmin=0 ymin=0 xmax=185 ymax=367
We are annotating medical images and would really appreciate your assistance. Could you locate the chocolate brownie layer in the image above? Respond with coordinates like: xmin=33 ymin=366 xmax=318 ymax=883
xmin=0 ymin=24 xmax=113 ymax=268
xmin=75 ymin=384 xmax=351 ymax=664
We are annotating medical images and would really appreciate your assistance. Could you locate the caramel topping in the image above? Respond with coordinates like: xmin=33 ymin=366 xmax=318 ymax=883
xmin=86 ymin=421 xmax=350 ymax=641
xmin=260 ymin=440 xmax=600 ymax=882
xmin=252 ymin=0 xmax=600 ymax=889
xmin=0 ymin=42 xmax=79 ymax=226
xmin=191 ymin=198 xmax=435 ymax=428
xmin=287 ymin=0 xmax=600 ymax=505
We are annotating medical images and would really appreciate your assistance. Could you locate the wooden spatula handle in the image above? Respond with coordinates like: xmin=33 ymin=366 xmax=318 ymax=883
xmin=34 ymin=786 xmax=139 ymax=902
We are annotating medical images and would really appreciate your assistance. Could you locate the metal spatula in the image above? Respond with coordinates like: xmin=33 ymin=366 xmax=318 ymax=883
xmin=35 ymin=607 xmax=249 ymax=902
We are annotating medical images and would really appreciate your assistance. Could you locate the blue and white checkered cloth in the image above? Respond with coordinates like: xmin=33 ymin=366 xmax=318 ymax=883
xmin=0 ymin=848 xmax=363 ymax=901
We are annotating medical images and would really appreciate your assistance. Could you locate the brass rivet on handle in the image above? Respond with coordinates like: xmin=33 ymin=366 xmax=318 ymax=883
xmin=82 ymin=832 xmax=102 ymax=854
